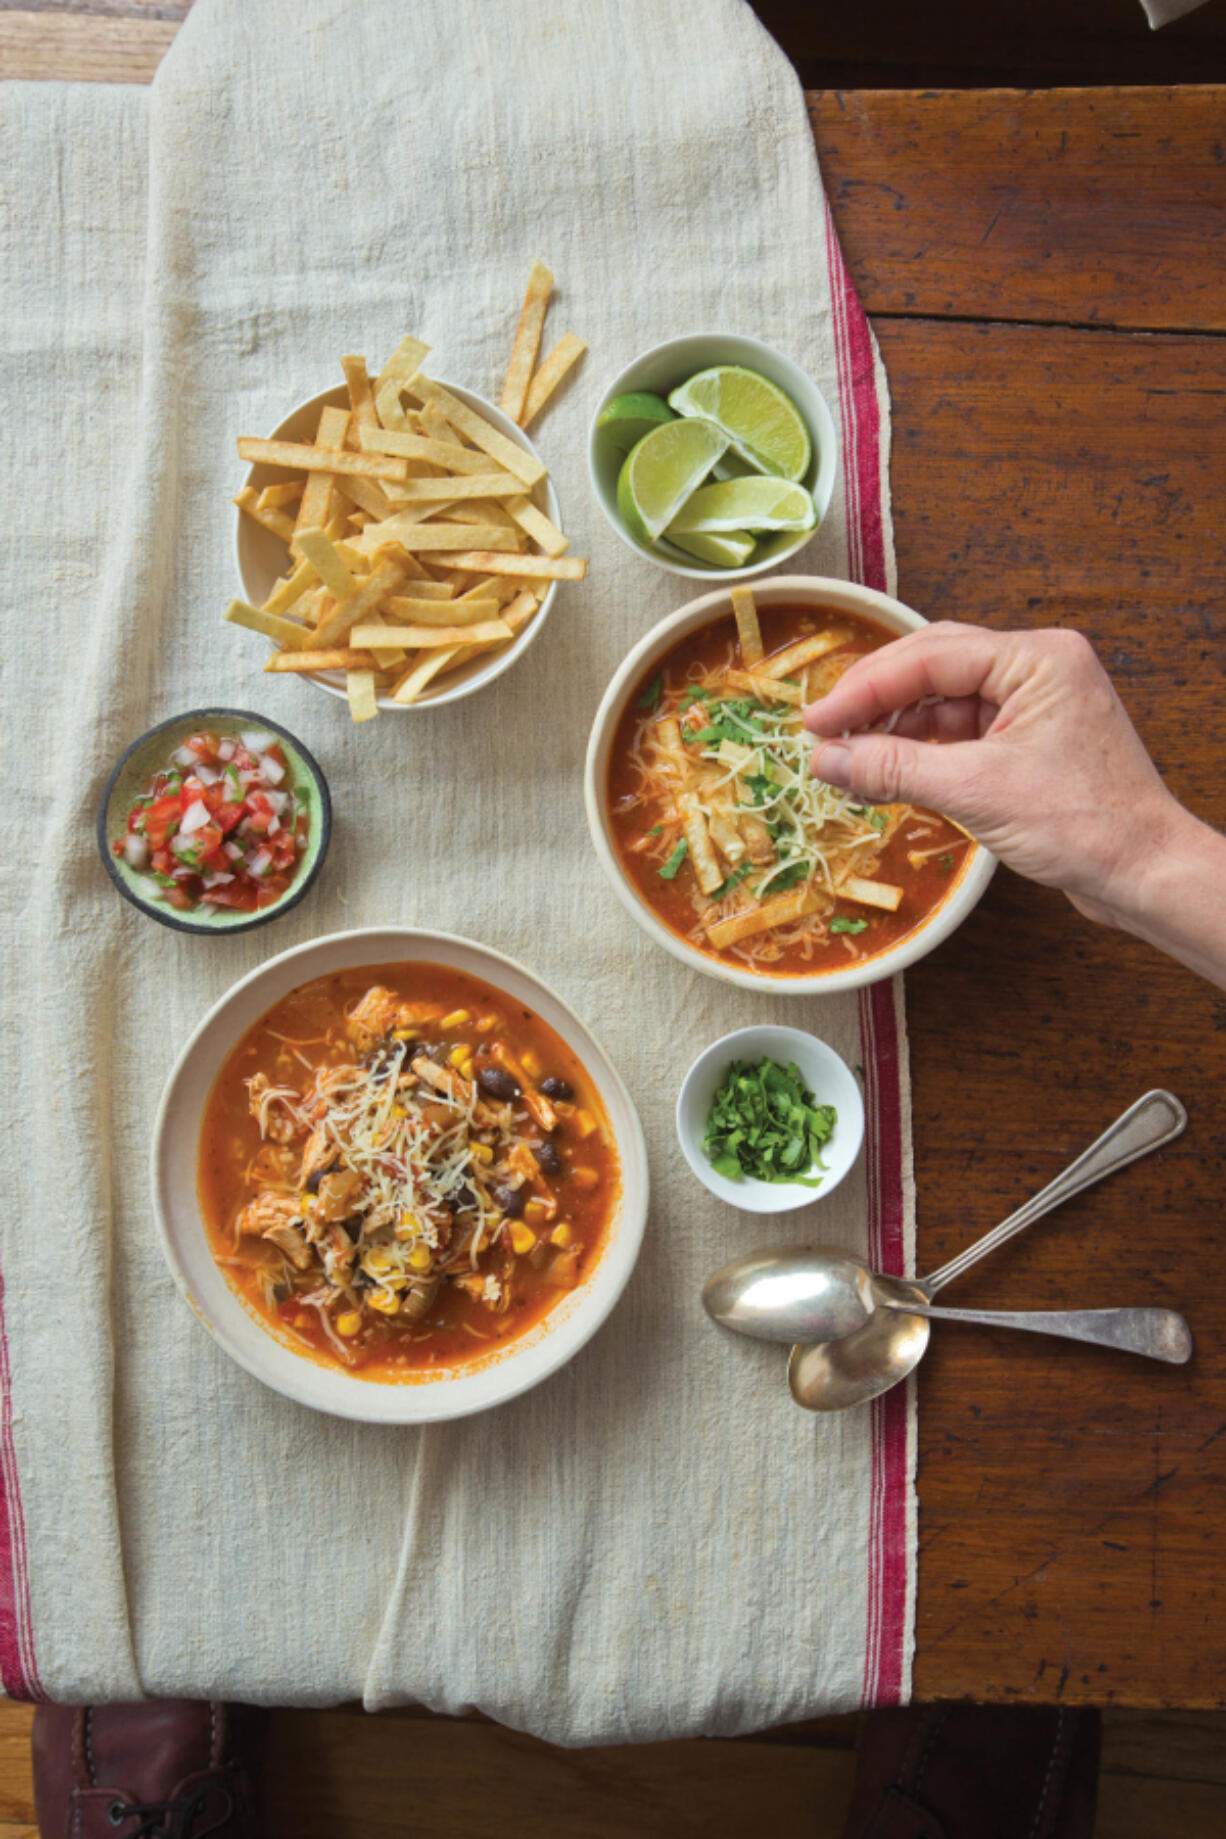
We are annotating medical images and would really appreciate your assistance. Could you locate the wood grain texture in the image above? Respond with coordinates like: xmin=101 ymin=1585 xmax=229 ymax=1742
xmin=0 ymin=10 xmax=178 ymax=81
xmin=810 ymin=88 xmax=1226 ymax=333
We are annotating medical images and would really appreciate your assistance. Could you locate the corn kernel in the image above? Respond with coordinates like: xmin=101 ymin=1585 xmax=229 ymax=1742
xmin=392 ymin=1027 xmax=419 ymax=1043
xmin=366 ymin=1248 xmax=394 ymax=1276
xmin=523 ymin=1197 xmax=549 ymax=1225
xmin=553 ymin=1100 xmax=575 ymax=1121
xmin=394 ymin=1211 xmax=418 ymax=1240
xmin=550 ymin=1222 xmax=573 ymax=1248
xmin=440 ymin=1008 xmax=471 ymax=1029
xmin=571 ymin=1167 xmax=599 ymax=1191
xmin=470 ymin=1142 xmax=494 ymax=1164
xmin=448 ymin=1044 xmax=469 ymax=1069
xmin=460 ymin=1057 xmax=475 ymax=1081
xmin=476 ymin=1014 xmax=498 ymax=1033
xmin=573 ymin=1109 xmax=597 ymax=1138
xmin=510 ymin=1223 xmax=536 ymax=1256
xmin=336 ymin=1311 xmax=362 ymax=1337
xmin=521 ymin=1049 xmax=542 ymax=1078
xmin=408 ymin=1244 xmax=433 ymax=1272
xmin=367 ymin=1288 xmax=400 ymax=1315
xmin=392 ymin=1104 xmax=406 ymax=1118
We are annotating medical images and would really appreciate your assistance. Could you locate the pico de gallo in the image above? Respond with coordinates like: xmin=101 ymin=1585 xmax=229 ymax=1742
xmin=114 ymin=729 xmax=309 ymax=914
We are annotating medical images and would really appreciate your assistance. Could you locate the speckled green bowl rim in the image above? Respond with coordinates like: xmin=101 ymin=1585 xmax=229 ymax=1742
xmin=97 ymin=707 xmax=332 ymax=936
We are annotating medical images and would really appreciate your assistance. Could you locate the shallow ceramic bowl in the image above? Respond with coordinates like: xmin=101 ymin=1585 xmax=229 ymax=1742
xmin=584 ymin=575 xmax=997 ymax=994
xmin=97 ymin=708 xmax=331 ymax=936
xmin=234 ymin=381 xmax=561 ymax=710
xmin=677 ymin=1025 xmax=865 ymax=1212
xmin=151 ymin=928 xmax=650 ymax=1423
xmin=588 ymin=332 xmax=838 ymax=582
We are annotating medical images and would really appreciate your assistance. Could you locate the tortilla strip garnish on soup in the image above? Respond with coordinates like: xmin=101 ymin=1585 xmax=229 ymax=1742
xmin=606 ymin=592 xmax=975 ymax=976
xmin=198 ymin=965 xmax=619 ymax=1378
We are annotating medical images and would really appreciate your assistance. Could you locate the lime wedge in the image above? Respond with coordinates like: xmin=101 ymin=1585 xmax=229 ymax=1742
xmin=668 ymin=366 xmax=812 ymax=482
xmin=664 ymin=528 xmax=757 ymax=568
xmin=596 ymin=392 xmax=676 ymax=457
xmin=667 ymin=476 xmax=816 ymax=536
xmin=617 ymin=418 xmax=729 ymax=544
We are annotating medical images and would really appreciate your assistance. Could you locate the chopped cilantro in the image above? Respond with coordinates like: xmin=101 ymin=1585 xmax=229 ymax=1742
xmin=830 ymin=916 xmax=868 ymax=935
xmin=711 ymin=863 xmax=753 ymax=902
xmin=638 ymin=674 xmax=663 ymax=713
xmin=867 ymin=810 xmax=888 ymax=833
xmin=658 ymin=839 xmax=688 ymax=880
xmin=744 ymin=771 xmax=775 ymax=806
xmin=762 ymin=861 xmax=811 ymax=895
xmin=687 ymin=725 xmax=724 ymax=746
xmin=939 ymin=854 xmax=954 ymax=872
xmin=702 ymin=1057 xmax=837 ymax=1186
xmin=645 ymin=823 xmax=663 ymax=837
xmin=677 ymin=686 xmax=714 ymax=714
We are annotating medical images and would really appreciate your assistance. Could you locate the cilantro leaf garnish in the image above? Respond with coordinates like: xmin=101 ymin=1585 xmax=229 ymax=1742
xmin=830 ymin=916 xmax=868 ymax=935
xmin=658 ymin=839 xmax=688 ymax=880
xmin=645 ymin=824 xmax=663 ymax=837
xmin=939 ymin=854 xmax=953 ymax=872
xmin=638 ymin=674 xmax=663 ymax=713
xmin=702 ymin=1057 xmax=838 ymax=1186
xmin=677 ymin=686 xmax=714 ymax=714
xmin=711 ymin=863 xmax=753 ymax=902
xmin=762 ymin=860 xmax=810 ymax=895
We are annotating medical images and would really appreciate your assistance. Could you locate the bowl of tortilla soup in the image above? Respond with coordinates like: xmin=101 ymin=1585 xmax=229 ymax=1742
xmin=584 ymin=577 xmax=995 ymax=994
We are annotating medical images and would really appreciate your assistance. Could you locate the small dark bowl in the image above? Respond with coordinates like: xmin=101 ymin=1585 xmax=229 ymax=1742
xmin=97 ymin=708 xmax=332 ymax=936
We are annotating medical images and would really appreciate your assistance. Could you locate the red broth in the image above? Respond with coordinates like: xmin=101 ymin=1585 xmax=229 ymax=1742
xmin=607 ymin=603 xmax=975 ymax=977
xmin=198 ymin=962 xmax=620 ymax=1380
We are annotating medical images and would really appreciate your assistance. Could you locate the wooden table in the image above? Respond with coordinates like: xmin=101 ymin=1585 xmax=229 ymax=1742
xmin=6 ymin=9 xmax=1226 ymax=1715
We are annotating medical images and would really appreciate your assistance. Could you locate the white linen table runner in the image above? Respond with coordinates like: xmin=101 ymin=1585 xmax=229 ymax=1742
xmin=0 ymin=0 xmax=915 ymax=1740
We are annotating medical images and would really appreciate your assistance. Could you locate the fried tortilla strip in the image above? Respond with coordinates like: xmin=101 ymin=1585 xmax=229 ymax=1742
xmin=351 ymin=617 xmax=510 ymax=648
xmin=724 ymin=667 xmax=803 ymax=705
xmin=656 ymin=716 xmax=689 ymax=781
xmin=739 ymin=813 xmax=775 ymax=865
xmin=389 ymin=591 xmax=537 ymax=703
xmin=369 ymin=523 xmax=518 ymax=553
xmin=843 ymin=877 xmax=904 ymax=913
xmin=330 ymin=469 xmax=392 ymax=522
xmin=314 ymin=559 xmax=405 ymax=647
xmin=708 ymin=808 xmax=747 ymax=868
xmin=415 ymin=379 xmax=546 ymax=486
xmin=499 ymin=259 xmax=553 ymax=424
xmin=420 ymin=402 xmax=464 ymax=448
xmin=384 ymin=473 xmax=523 ymax=502
xmin=374 ymin=335 xmax=429 ymax=398
xmin=520 ymin=332 xmax=586 ymax=428
xmin=382 ymin=583 xmax=456 ymax=605
xmin=233 ymin=487 xmax=296 ymax=544
xmin=677 ymin=790 xmax=722 ymax=895
xmin=756 ymin=630 xmax=850 ymax=680
xmin=262 ymin=558 xmax=317 ymax=617
xmin=264 ymin=647 xmax=379 ymax=672
xmin=257 ymin=481 xmax=305 ymax=511
xmin=383 ymin=596 xmax=496 ymax=626
xmin=731 ymin=585 xmax=763 ymax=667
xmin=357 ymin=428 xmax=499 ymax=472
xmin=349 ymin=609 xmax=407 ymax=670
xmin=340 ymin=355 xmax=379 ymax=431
xmin=224 ymin=598 xmax=314 ymax=650
xmin=237 ymin=437 xmax=407 ymax=482
xmin=707 ymin=888 xmax=823 ymax=949
xmin=434 ymin=550 xmax=586 ymax=579
xmin=504 ymin=495 xmax=568 ymax=557
xmin=346 ymin=669 xmax=379 ymax=723
xmin=447 ymin=500 xmax=523 ymax=534
xmin=295 ymin=526 xmax=360 ymax=601
xmin=290 ymin=404 xmax=350 ymax=550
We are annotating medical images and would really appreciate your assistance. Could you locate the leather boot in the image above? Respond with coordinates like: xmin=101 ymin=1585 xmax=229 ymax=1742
xmin=843 ymin=1702 xmax=1101 ymax=1839
xmin=31 ymin=1699 xmax=266 ymax=1839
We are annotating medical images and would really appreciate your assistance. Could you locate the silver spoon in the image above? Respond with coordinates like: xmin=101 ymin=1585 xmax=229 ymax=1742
xmin=701 ymin=1090 xmax=1188 ymax=1407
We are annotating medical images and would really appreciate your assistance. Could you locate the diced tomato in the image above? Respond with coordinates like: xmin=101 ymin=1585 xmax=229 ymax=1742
xmin=255 ymin=875 xmax=289 ymax=908
xmin=184 ymin=732 xmax=221 ymax=763
xmin=191 ymin=822 xmax=223 ymax=858
xmin=164 ymin=885 xmax=196 ymax=911
xmin=201 ymin=883 xmax=259 ymax=912
xmin=144 ymin=793 xmax=182 ymax=850
xmin=200 ymin=845 xmax=233 ymax=877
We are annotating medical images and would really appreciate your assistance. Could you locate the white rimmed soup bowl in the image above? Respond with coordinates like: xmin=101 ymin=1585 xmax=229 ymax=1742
xmin=233 ymin=382 xmax=560 ymax=711
xmin=151 ymin=928 xmax=649 ymax=1423
xmin=584 ymin=575 xmax=997 ymax=995
xmin=588 ymin=332 xmax=839 ymax=583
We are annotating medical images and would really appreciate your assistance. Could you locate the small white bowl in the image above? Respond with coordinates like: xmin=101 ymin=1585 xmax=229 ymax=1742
xmin=677 ymin=1025 xmax=865 ymax=1213
xmin=151 ymin=927 xmax=649 ymax=1423
xmin=588 ymin=332 xmax=838 ymax=583
xmin=585 ymin=574 xmax=997 ymax=994
xmin=234 ymin=381 xmax=560 ymax=711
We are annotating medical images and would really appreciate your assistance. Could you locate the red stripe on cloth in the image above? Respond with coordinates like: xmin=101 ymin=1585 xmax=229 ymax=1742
xmin=830 ymin=192 xmax=909 ymax=1704
xmin=0 ymin=1265 xmax=42 ymax=1699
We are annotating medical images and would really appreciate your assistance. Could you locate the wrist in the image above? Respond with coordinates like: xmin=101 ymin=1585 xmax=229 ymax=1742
xmin=1100 ymin=801 xmax=1226 ymax=987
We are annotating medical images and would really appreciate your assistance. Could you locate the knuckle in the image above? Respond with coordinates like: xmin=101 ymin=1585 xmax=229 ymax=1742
xmin=855 ymin=736 xmax=909 ymax=804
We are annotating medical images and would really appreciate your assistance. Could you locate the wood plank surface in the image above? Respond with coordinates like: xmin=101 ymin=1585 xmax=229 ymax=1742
xmin=0 ymin=9 xmax=180 ymax=82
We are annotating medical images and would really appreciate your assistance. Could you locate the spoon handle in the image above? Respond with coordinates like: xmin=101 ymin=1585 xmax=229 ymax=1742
xmin=922 ymin=1089 xmax=1186 ymax=1299
xmin=884 ymin=1300 xmax=1192 ymax=1365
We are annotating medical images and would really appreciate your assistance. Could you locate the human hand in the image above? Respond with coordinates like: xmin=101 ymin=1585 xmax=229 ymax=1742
xmin=803 ymin=622 xmax=1188 ymax=929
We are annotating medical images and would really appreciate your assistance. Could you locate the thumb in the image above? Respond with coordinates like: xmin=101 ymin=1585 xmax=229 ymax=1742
xmin=810 ymin=733 xmax=978 ymax=815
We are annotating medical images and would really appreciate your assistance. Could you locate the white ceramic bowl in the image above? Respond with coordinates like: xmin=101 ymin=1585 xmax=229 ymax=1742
xmin=677 ymin=1025 xmax=864 ymax=1213
xmin=234 ymin=381 xmax=561 ymax=711
xmin=585 ymin=575 xmax=997 ymax=995
xmin=151 ymin=928 xmax=649 ymax=1423
xmin=588 ymin=332 xmax=838 ymax=583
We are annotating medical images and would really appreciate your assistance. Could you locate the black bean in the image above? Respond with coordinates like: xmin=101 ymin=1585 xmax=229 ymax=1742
xmin=492 ymin=1183 xmax=526 ymax=1218
xmin=540 ymin=1076 xmax=573 ymax=1102
xmin=537 ymin=1140 xmax=563 ymax=1177
xmin=477 ymin=1066 xmax=520 ymax=1101
xmin=305 ymin=1167 xmax=325 ymax=1194
xmin=452 ymin=1183 xmax=477 ymax=1211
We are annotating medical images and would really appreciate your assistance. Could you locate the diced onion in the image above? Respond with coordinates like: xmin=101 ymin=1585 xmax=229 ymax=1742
xmin=172 ymin=745 xmax=197 ymax=768
xmin=179 ymin=801 xmax=211 ymax=836
xmin=248 ymin=848 xmax=273 ymax=878
xmin=195 ymin=762 xmax=221 ymax=785
xmin=257 ymin=752 xmax=286 ymax=786
xmin=241 ymin=730 xmax=275 ymax=753
xmin=123 ymin=834 xmax=149 ymax=870
xmin=223 ymin=841 xmax=243 ymax=862
xmin=263 ymin=790 xmax=290 ymax=815
xmin=202 ymin=872 xmax=235 ymax=888
xmin=218 ymin=739 xmax=236 ymax=762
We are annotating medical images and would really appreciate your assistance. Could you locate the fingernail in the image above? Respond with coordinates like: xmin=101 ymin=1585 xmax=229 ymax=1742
xmin=814 ymin=742 xmax=852 ymax=787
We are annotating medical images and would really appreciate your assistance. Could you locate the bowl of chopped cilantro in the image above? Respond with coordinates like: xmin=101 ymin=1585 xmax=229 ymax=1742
xmin=676 ymin=1024 xmax=864 ymax=1211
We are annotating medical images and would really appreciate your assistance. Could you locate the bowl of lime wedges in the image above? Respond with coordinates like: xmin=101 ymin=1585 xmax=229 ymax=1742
xmin=588 ymin=333 xmax=838 ymax=581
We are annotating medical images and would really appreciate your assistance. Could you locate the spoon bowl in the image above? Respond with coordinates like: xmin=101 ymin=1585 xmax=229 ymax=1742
xmin=788 ymin=1276 xmax=930 ymax=1412
xmin=703 ymin=1245 xmax=878 ymax=1344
